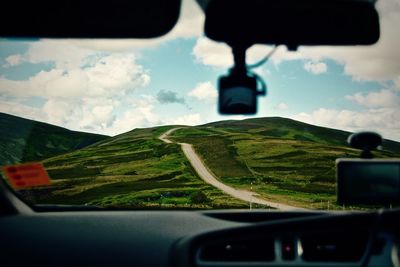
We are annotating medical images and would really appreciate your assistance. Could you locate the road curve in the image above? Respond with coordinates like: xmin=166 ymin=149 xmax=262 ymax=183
xmin=159 ymin=127 xmax=304 ymax=211
xmin=159 ymin=127 xmax=180 ymax=144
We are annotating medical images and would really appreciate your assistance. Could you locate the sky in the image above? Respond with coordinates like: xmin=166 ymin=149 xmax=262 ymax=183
xmin=0 ymin=0 xmax=399 ymax=141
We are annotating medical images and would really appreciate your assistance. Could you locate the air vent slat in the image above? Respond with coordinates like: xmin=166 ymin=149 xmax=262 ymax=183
xmin=199 ymin=239 xmax=275 ymax=262
xmin=300 ymin=231 xmax=369 ymax=262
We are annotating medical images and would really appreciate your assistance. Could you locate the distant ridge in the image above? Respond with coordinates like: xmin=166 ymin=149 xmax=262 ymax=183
xmin=8 ymin=115 xmax=399 ymax=208
xmin=0 ymin=112 xmax=109 ymax=165
xmin=1 ymin=113 xmax=398 ymax=167
xmin=203 ymin=116 xmax=400 ymax=154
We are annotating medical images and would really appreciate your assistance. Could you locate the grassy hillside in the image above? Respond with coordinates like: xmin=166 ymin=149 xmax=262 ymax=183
xmin=5 ymin=115 xmax=400 ymax=210
xmin=204 ymin=117 xmax=400 ymax=153
xmin=0 ymin=113 xmax=109 ymax=166
xmin=171 ymin=117 xmax=400 ymax=209
xmin=26 ymin=126 xmax=250 ymax=209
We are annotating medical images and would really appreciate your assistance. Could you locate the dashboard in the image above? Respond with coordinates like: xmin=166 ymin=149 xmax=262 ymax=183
xmin=0 ymin=209 xmax=399 ymax=267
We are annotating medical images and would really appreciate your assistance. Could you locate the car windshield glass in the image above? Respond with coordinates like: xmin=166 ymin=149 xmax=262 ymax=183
xmin=0 ymin=0 xmax=399 ymax=211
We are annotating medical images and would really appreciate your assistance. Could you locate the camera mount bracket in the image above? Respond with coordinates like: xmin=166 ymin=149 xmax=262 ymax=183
xmin=347 ymin=132 xmax=382 ymax=159
xmin=218 ymin=44 xmax=267 ymax=114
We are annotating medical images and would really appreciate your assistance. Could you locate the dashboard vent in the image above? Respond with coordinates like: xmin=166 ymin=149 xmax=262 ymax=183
xmin=199 ymin=238 xmax=275 ymax=262
xmin=300 ymin=231 xmax=369 ymax=262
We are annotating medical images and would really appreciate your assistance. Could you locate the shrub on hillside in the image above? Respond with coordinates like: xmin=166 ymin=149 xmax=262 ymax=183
xmin=190 ymin=191 xmax=209 ymax=204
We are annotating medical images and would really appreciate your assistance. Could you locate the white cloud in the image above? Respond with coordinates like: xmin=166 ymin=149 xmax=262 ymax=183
xmin=0 ymin=53 xmax=149 ymax=98
xmin=168 ymin=113 xmax=203 ymax=126
xmin=103 ymin=96 xmax=162 ymax=135
xmin=3 ymin=54 xmax=24 ymax=67
xmin=41 ymin=98 xmax=77 ymax=126
xmin=292 ymin=107 xmax=400 ymax=141
xmin=274 ymin=102 xmax=289 ymax=110
xmin=293 ymin=86 xmax=400 ymax=141
xmin=84 ymin=54 xmax=150 ymax=93
xmin=39 ymin=97 xmax=118 ymax=131
xmin=345 ymin=89 xmax=400 ymax=108
xmin=192 ymin=37 xmax=233 ymax=68
xmin=0 ymin=99 xmax=46 ymax=122
xmin=395 ymin=77 xmax=400 ymax=90
xmin=26 ymin=40 xmax=94 ymax=69
xmin=303 ymin=61 xmax=327 ymax=74
xmin=0 ymin=94 xmax=163 ymax=136
xmin=188 ymin=81 xmax=218 ymax=102
xmin=0 ymin=50 xmax=153 ymax=136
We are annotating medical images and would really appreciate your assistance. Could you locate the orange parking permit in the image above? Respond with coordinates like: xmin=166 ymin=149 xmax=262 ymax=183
xmin=2 ymin=163 xmax=51 ymax=189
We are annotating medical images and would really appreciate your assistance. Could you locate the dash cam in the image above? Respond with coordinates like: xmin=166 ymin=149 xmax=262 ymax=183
xmin=218 ymin=71 xmax=266 ymax=115
xmin=217 ymin=44 xmax=268 ymax=115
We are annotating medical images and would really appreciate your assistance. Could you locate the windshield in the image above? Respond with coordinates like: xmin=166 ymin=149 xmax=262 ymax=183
xmin=0 ymin=0 xmax=399 ymax=211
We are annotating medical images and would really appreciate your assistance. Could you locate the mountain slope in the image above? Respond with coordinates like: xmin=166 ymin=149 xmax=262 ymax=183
xmin=32 ymin=126 xmax=249 ymax=209
xmin=0 ymin=112 xmax=109 ymax=166
xmin=204 ymin=117 xmax=400 ymax=153
xmin=171 ymin=117 xmax=400 ymax=209
xmin=5 ymin=115 xmax=400 ymax=210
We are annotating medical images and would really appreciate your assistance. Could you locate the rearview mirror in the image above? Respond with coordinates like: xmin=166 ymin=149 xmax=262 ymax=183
xmin=199 ymin=0 xmax=380 ymax=48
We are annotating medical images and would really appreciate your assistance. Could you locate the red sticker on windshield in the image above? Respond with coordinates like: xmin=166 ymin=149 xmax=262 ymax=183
xmin=2 ymin=163 xmax=51 ymax=189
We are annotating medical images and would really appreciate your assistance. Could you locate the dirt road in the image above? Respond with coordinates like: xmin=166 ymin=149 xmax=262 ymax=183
xmin=159 ymin=127 xmax=304 ymax=210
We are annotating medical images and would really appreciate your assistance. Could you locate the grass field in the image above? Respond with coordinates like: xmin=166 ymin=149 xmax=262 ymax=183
xmin=22 ymin=125 xmax=251 ymax=209
xmin=171 ymin=118 xmax=400 ymax=210
xmin=4 ymin=115 xmax=400 ymax=210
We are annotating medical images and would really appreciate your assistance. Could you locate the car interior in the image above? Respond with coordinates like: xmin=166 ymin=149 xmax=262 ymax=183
xmin=1 ymin=0 xmax=399 ymax=266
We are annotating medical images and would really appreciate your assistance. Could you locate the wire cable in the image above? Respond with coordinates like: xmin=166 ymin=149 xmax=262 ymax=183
xmin=248 ymin=71 xmax=267 ymax=96
xmin=247 ymin=45 xmax=279 ymax=69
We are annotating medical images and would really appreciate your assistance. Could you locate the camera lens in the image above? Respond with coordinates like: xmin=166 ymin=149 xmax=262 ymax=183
xmin=220 ymin=87 xmax=255 ymax=114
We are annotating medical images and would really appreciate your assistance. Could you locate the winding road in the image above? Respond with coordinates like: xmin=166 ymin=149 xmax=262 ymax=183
xmin=159 ymin=128 xmax=303 ymax=211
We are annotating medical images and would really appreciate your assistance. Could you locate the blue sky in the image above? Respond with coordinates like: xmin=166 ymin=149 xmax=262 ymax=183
xmin=0 ymin=0 xmax=399 ymax=141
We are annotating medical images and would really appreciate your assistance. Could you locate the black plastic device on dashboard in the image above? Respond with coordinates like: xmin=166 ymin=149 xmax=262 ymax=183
xmin=336 ymin=132 xmax=400 ymax=206
xmin=337 ymin=159 xmax=400 ymax=205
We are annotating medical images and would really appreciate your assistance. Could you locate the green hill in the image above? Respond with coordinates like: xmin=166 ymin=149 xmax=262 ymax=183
xmin=27 ymin=126 xmax=249 ymax=209
xmin=5 ymin=115 xmax=400 ymax=210
xmin=204 ymin=117 xmax=400 ymax=153
xmin=0 ymin=112 xmax=109 ymax=166
xmin=170 ymin=117 xmax=400 ymax=209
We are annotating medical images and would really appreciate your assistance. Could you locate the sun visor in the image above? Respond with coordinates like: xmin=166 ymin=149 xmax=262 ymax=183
xmin=0 ymin=0 xmax=181 ymax=38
